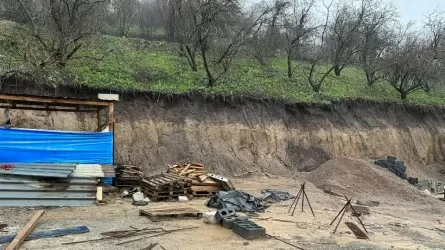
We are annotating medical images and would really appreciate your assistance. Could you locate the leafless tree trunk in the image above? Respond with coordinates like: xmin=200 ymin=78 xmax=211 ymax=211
xmin=358 ymin=0 xmax=394 ymax=86
xmin=301 ymin=0 xmax=334 ymax=93
xmin=327 ymin=1 xmax=365 ymax=76
xmin=284 ymin=0 xmax=316 ymax=79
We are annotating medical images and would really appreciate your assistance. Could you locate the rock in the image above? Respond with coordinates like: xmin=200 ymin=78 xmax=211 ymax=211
xmin=178 ymin=196 xmax=189 ymax=202
xmin=423 ymin=189 xmax=432 ymax=196
xmin=121 ymin=190 xmax=130 ymax=197
xmin=243 ymin=242 xmax=249 ymax=246
xmin=203 ymin=211 xmax=218 ymax=224
xmin=132 ymin=192 xmax=148 ymax=206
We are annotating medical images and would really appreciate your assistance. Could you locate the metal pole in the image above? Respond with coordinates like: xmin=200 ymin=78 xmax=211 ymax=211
xmin=303 ymin=191 xmax=315 ymax=217
xmin=288 ymin=188 xmax=302 ymax=213
xmin=291 ymin=188 xmax=303 ymax=216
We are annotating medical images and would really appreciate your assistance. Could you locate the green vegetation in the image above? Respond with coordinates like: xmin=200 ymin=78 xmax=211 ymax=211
xmin=2 ymin=34 xmax=445 ymax=106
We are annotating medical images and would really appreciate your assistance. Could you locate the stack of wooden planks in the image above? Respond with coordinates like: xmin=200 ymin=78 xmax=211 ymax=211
xmin=167 ymin=162 xmax=224 ymax=197
xmin=140 ymin=173 xmax=192 ymax=201
xmin=114 ymin=165 xmax=142 ymax=187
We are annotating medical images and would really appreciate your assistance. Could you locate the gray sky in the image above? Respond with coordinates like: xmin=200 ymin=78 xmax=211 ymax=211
xmin=246 ymin=0 xmax=444 ymax=25
xmin=393 ymin=0 xmax=443 ymax=25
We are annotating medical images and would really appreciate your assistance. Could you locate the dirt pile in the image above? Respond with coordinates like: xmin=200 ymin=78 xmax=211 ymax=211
xmin=307 ymin=157 xmax=433 ymax=204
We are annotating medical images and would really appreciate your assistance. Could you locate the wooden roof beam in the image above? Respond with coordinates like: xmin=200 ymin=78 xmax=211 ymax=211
xmin=0 ymin=94 xmax=112 ymax=107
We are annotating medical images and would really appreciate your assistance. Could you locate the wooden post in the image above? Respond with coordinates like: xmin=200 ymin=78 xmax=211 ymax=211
xmin=108 ymin=103 xmax=114 ymax=132
xmin=6 ymin=210 xmax=45 ymax=250
xmin=96 ymin=186 xmax=103 ymax=202
xmin=97 ymin=109 xmax=102 ymax=130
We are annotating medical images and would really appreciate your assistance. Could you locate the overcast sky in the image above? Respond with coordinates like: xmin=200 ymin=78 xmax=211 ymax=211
xmin=246 ymin=0 xmax=444 ymax=25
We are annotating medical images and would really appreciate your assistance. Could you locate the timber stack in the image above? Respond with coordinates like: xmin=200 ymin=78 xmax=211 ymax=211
xmin=114 ymin=164 xmax=142 ymax=187
xmin=167 ymin=162 xmax=224 ymax=197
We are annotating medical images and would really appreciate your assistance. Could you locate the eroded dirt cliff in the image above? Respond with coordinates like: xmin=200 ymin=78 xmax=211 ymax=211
xmin=2 ymin=89 xmax=445 ymax=178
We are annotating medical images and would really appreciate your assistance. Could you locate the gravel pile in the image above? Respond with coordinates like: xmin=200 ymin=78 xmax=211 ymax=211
xmin=307 ymin=157 xmax=432 ymax=203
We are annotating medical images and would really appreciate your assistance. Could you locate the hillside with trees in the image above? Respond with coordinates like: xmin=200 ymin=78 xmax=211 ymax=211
xmin=1 ymin=0 xmax=445 ymax=105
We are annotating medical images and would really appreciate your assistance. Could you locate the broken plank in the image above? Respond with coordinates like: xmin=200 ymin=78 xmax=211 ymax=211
xmin=6 ymin=210 xmax=45 ymax=250
xmin=0 ymin=226 xmax=89 ymax=244
xmin=198 ymin=175 xmax=208 ymax=182
xmin=344 ymin=222 xmax=369 ymax=239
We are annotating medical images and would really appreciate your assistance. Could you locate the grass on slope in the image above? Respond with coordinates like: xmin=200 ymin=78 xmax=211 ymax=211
xmin=2 ymin=32 xmax=445 ymax=106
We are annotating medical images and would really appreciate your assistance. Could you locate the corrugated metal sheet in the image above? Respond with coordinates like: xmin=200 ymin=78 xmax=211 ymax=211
xmin=0 ymin=163 xmax=76 ymax=178
xmin=71 ymin=164 xmax=115 ymax=178
xmin=0 ymin=175 xmax=97 ymax=207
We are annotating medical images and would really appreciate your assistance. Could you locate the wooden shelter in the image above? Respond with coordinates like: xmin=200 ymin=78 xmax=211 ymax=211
xmin=0 ymin=94 xmax=116 ymax=132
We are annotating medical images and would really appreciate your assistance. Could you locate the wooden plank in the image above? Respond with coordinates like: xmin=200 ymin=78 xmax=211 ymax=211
xmin=139 ymin=206 xmax=202 ymax=222
xmin=0 ymin=94 xmax=111 ymax=107
xmin=191 ymin=185 xmax=223 ymax=193
xmin=6 ymin=210 xmax=45 ymax=250
xmin=198 ymin=175 xmax=208 ymax=182
xmin=344 ymin=222 xmax=369 ymax=239
xmin=0 ymin=105 xmax=98 ymax=113
xmin=96 ymin=186 xmax=103 ymax=202
xmin=179 ymin=164 xmax=191 ymax=175
xmin=108 ymin=103 xmax=114 ymax=132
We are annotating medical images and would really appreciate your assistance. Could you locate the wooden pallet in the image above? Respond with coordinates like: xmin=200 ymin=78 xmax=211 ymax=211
xmin=139 ymin=206 xmax=203 ymax=222
xmin=141 ymin=173 xmax=191 ymax=191
xmin=142 ymin=187 xmax=189 ymax=201
xmin=190 ymin=185 xmax=222 ymax=197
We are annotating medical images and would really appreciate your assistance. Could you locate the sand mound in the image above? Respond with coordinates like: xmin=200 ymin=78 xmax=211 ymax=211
xmin=307 ymin=157 xmax=432 ymax=204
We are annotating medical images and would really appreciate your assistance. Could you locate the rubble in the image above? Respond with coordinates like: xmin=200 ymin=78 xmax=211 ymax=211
xmin=132 ymin=192 xmax=147 ymax=206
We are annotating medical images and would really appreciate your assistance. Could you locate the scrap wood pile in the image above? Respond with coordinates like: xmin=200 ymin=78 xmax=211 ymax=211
xmin=115 ymin=164 xmax=142 ymax=187
xmin=167 ymin=162 xmax=233 ymax=197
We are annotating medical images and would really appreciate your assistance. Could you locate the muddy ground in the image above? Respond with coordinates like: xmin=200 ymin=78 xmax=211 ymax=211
xmin=1 ymin=176 xmax=444 ymax=250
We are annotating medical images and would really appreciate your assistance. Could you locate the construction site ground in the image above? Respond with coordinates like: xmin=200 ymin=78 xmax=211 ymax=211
xmin=1 ymin=176 xmax=444 ymax=250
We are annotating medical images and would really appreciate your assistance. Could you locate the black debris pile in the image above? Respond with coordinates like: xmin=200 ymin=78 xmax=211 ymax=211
xmin=260 ymin=189 xmax=295 ymax=202
xmin=206 ymin=190 xmax=267 ymax=212
xmin=373 ymin=156 xmax=418 ymax=185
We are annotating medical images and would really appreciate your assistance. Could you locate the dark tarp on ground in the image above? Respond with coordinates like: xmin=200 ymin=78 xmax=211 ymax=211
xmin=261 ymin=189 xmax=295 ymax=202
xmin=206 ymin=190 xmax=267 ymax=212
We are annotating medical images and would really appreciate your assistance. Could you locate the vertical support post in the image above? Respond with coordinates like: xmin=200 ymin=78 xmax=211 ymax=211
xmin=108 ymin=103 xmax=114 ymax=132
xmin=108 ymin=103 xmax=115 ymax=165
xmin=97 ymin=109 xmax=102 ymax=130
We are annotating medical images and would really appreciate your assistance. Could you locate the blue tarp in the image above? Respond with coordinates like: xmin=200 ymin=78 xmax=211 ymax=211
xmin=0 ymin=127 xmax=113 ymax=164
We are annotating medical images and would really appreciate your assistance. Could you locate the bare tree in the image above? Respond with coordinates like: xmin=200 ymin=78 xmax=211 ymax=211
xmin=358 ymin=0 xmax=394 ymax=86
xmin=111 ymin=0 xmax=138 ymax=37
xmin=169 ymin=0 xmax=270 ymax=86
xmin=283 ymin=0 xmax=317 ymax=79
xmin=136 ymin=0 xmax=164 ymax=39
xmin=248 ymin=0 xmax=288 ymax=66
xmin=424 ymin=10 xmax=445 ymax=61
xmin=300 ymin=0 xmax=334 ymax=93
xmin=4 ymin=0 xmax=106 ymax=68
xmin=168 ymin=0 xmax=199 ymax=71
xmin=382 ymin=32 xmax=440 ymax=100
xmin=327 ymin=1 xmax=365 ymax=76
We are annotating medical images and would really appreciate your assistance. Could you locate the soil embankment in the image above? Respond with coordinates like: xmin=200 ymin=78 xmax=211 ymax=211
xmin=2 ymin=83 xmax=445 ymax=178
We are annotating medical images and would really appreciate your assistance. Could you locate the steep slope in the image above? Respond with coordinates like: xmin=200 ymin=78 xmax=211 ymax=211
xmin=2 ymin=88 xmax=445 ymax=178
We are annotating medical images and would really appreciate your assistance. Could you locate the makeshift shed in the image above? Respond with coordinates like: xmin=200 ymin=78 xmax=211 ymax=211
xmin=0 ymin=94 xmax=117 ymax=207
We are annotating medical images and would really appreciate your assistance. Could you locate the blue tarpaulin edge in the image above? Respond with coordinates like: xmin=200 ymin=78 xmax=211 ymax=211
xmin=0 ymin=127 xmax=113 ymax=164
